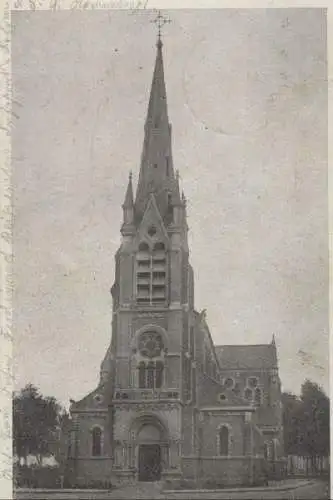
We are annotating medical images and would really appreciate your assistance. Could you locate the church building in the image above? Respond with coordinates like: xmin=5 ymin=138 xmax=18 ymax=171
xmin=67 ymin=28 xmax=284 ymax=488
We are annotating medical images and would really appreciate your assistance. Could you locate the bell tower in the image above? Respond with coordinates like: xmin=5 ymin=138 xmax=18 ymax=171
xmin=107 ymin=22 xmax=194 ymax=386
xmin=104 ymin=16 xmax=196 ymax=480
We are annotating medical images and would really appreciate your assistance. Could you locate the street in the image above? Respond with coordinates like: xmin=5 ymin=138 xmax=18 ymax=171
xmin=14 ymin=479 xmax=330 ymax=500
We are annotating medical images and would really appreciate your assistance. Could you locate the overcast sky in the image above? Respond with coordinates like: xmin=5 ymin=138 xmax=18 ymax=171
xmin=12 ymin=9 xmax=328 ymax=407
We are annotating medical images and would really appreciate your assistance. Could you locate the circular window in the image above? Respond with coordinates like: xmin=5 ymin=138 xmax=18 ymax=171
xmin=148 ymin=226 xmax=157 ymax=237
xmin=218 ymin=393 xmax=227 ymax=402
xmin=138 ymin=332 xmax=163 ymax=358
xmin=224 ymin=377 xmax=234 ymax=389
xmin=94 ymin=394 xmax=103 ymax=404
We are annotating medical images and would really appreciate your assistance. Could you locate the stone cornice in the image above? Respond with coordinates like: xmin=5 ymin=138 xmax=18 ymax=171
xmin=70 ymin=409 xmax=108 ymax=414
xmin=199 ymin=406 xmax=255 ymax=412
xmin=113 ymin=401 xmax=182 ymax=411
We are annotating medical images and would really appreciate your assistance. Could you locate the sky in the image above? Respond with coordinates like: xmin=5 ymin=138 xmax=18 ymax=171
xmin=12 ymin=9 xmax=328 ymax=407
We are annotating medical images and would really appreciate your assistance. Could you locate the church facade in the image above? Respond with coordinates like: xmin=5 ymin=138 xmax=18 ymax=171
xmin=67 ymin=35 xmax=284 ymax=488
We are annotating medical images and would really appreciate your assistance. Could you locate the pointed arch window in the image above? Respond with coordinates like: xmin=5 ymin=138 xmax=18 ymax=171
xmin=218 ymin=425 xmax=230 ymax=456
xmin=91 ymin=427 xmax=102 ymax=457
xmin=137 ymin=360 xmax=164 ymax=389
xmin=147 ymin=361 xmax=155 ymax=388
xmin=136 ymin=242 xmax=167 ymax=305
xmin=136 ymin=331 xmax=165 ymax=389
xmin=155 ymin=361 xmax=164 ymax=389
xmin=138 ymin=361 xmax=146 ymax=388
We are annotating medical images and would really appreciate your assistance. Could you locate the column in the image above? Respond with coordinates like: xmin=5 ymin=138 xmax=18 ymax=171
xmin=169 ymin=439 xmax=180 ymax=469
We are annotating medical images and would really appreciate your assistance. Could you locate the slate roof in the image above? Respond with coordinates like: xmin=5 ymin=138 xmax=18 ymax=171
xmin=199 ymin=372 xmax=253 ymax=409
xmin=215 ymin=344 xmax=277 ymax=370
xmin=70 ymin=384 xmax=108 ymax=411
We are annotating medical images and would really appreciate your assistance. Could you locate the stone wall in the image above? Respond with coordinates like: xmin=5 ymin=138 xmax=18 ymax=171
xmin=75 ymin=411 xmax=111 ymax=459
xmin=182 ymin=456 xmax=266 ymax=487
xmin=67 ymin=458 xmax=113 ymax=487
xmin=199 ymin=412 xmax=246 ymax=457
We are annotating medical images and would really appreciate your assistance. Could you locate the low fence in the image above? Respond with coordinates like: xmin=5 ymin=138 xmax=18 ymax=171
xmin=13 ymin=465 xmax=113 ymax=489
xmin=14 ymin=465 xmax=61 ymax=489
xmin=287 ymin=455 xmax=329 ymax=477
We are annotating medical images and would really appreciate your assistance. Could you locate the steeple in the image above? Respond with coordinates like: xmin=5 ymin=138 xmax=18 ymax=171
xmin=122 ymin=171 xmax=134 ymax=229
xmin=134 ymin=17 xmax=181 ymax=225
xmin=123 ymin=171 xmax=134 ymax=209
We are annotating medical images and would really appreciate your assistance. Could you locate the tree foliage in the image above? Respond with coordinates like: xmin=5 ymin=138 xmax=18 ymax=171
xmin=282 ymin=379 xmax=329 ymax=459
xmin=13 ymin=384 xmax=67 ymax=466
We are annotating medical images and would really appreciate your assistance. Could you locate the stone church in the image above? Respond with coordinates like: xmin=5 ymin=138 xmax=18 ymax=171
xmin=67 ymin=33 xmax=284 ymax=488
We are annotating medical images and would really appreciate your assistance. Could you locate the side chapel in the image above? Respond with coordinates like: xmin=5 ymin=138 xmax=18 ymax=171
xmin=67 ymin=28 xmax=284 ymax=488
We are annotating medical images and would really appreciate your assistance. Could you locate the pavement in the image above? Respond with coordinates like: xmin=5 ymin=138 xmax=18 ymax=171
xmin=14 ymin=478 xmax=330 ymax=500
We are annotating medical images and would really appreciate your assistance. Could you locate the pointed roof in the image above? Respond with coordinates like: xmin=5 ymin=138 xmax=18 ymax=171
xmin=134 ymin=40 xmax=180 ymax=224
xmin=122 ymin=172 xmax=134 ymax=209
xmin=215 ymin=344 xmax=278 ymax=370
xmin=146 ymin=39 xmax=169 ymax=131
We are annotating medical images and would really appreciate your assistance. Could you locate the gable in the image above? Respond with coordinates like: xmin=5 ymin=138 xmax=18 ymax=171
xmin=135 ymin=194 xmax=169 ymax=247
xmin=70 ymin=385 xmax=108 ymax=412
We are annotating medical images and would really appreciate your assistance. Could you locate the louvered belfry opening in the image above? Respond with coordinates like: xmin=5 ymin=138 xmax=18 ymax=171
xmin=136 ymin=242 xmax=167 ymax=306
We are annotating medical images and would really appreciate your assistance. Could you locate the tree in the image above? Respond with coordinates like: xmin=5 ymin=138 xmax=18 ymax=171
xmin=282 ymin=380 xmax=329 ymax=467
xmin=13 ymin=384 xmax=63 ymax=466
xmin=281 ymin=391 xmax=303 ymax=455
xmin=300 ymin=380 xmax=329 ymax=462
xmin=52 ymin=410 xmax=71 ymax=473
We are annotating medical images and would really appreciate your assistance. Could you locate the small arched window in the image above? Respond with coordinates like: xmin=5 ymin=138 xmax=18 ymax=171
xmin=147 ymin=361 xmax=155 ymax=389
xmin=92 ymin=427 xmax=102 ymax=457
xmin=155 ymin=361 xmax=164 ymax=389
xmin=219 ymin=426 xmax=229 ymax=456
xmin=254 ymin=387 xmax=262 ymax=406
xmin=244 ymin=388 xmax=253 ymax=401
xmin=224 ymin=377 xmax=234 ymax=389
xmin=138 ymin=242 xmax=150 ymax=252
xmin=138 ymin=361 xmax=146 ymax=388
xmin=248 ymin=377 xmax=258 ymax=388
xmin=137 ymin=360 xmax=164 ymax=389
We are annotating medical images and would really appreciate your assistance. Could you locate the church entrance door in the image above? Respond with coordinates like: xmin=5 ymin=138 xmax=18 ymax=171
xmin=138 ymin=444 xmax=161 ymax=482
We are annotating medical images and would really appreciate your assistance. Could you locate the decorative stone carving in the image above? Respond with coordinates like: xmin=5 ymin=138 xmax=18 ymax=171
xmin=138 ymin=331 xmax=163 ymax=358
xmin=136 ymin=312 xmax=165 ymax=318
xmin=114 ymin=402 xmax=179 ymax=412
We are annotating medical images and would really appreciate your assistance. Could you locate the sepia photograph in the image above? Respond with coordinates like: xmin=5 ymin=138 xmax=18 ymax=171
xmin=11 ymin=8 xmax=329 ymax=499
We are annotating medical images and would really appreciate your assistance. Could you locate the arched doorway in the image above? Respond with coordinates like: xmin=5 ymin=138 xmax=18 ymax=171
xmin=130 ymin=415 xmax=168 ymax=482
xmin=138 ymin=424 xmax=161 ymax=481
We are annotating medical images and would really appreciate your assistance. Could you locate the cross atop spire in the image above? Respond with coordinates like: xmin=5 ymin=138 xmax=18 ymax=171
xmin=134 ymin=18 xmax=181 ymax=224
xmin=151 ymin=10 xmax=171 ymax=47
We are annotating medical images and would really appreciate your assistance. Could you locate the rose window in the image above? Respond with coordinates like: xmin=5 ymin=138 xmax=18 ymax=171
xmin=138 ymin=332 xmax=163 ymax=358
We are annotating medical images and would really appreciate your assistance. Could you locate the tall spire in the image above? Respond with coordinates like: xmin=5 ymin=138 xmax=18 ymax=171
xmin=134 ymin=13 xmax=180 ymax=224
xmin=122 ymin=171 xmax=134 ymax=229
xmin=123 ymin=171 xmax=133 ymax=209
